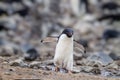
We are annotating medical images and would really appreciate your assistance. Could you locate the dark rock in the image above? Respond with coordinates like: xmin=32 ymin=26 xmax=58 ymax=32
xmin=2 ymin=0 xmax=22 ymax=3
xmin=102 ymin=29 xmax=119 ymax=40
xmin=98 ymin=1 xmax=120 ymax=23
xmin=0 ymin=8 xmax=8 ymax=16
xmin=101 ymin=2 xmax=120 ymax=11
xmin=24 ymin=48 xmax=39 ymax=61
xmin=97 ymin=13 xmax=120 ymax=23
xmin=0 ymin=25 xmax=9 ymax=31
xmin=8 ymin=68 xmax=15 ymax=72
xmin=13 ymin=7 xmax=29 ymax=17
xmin=109 ymin=52 xmax=120 ymax=60
xmin=79 ymin=39 xmax=88 ymax=48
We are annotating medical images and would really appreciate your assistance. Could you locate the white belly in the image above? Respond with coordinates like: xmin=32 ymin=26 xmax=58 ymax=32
xmin=54 ymin=34 xmax=73 ymax=70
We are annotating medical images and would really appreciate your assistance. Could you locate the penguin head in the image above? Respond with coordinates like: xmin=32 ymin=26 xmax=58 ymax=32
xmin=62 ymin=28 xmax=73 ymax=38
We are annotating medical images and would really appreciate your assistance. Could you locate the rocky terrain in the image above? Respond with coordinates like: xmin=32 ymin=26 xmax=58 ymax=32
xmin=0 ymin=0 xmax=120 ymax=80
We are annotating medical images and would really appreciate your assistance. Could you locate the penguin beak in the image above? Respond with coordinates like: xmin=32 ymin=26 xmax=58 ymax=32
xmin=67 ymin=32 xmax=73 ymax=37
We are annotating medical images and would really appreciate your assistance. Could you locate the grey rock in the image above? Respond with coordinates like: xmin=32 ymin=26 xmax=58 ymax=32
xmin=9 ymin=58 xmax=28 ymax=67
xmin=87 ymin=52 xmax=113 ymax=66
xmin=0 ymin=45 xmax=14 ymax=56
xmin=0 ymin=43 xmax=22 ymax=56
xmin=29 ymin=61 xmax=42 ymax=68
xmin=29 ymin=60 xmax=53 ymax=69
xmin=0 ymin=17 xmax=17 ymax=30
xmin=80 ymin=66 xmax=101 ymax=74
xmin=101 ymin=70 xmax=113 ymax=77
xmin=109 ymin=52 xmax=120 ymax=60
xmin=20 ymin=43 xmax=33 ymax=52
xmin=72 ymin=67 xmax=81 ymax=73
xmin=106 ymin=61 xmax=119 ymax=69
xmin=0 ymin=38 xmax=8 ymax=45
xmin=59 ymin=68 xmax=68 ymax=73
xmin=80 ymin=66 xmax=94 ymax=73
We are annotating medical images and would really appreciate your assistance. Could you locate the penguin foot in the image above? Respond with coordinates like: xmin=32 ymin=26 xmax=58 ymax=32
xmin=55 ymin=67 xmax=60 ymax=72
xmin=68 ymin=70 xmax=73 ymax=74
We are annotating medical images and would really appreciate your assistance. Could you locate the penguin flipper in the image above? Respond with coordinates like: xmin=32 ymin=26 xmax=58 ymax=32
xmin=41 ymin=37 xmax=58 ymax=43
xmin=73 ymin=40 xmax=86 ymax=54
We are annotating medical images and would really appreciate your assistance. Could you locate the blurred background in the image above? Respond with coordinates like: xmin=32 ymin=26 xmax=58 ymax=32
xmin=0 ymin=0 xmax=120 ymax=61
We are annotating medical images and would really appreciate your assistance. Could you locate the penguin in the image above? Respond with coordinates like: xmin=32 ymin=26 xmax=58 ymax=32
xmin=41 ymin=28 xmax=85 ymax=73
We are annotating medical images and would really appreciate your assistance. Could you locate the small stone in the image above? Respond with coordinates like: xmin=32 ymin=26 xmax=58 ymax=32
xmin=101 ymin=70 xmax=112 ymax=77
xmin=46 ymin=66 xmax=54 ymax=70
xmin=4 ymin=72 xmax=11 ymax=75
xmin=80 ymin=66 xmax=94 ymax=73
xmin=72 ymin=67 xmax=81 ymax=73
xmin=9 ymin=68 xmax=14 ymax=71
xmin=60 ymin=68 xmax=68 ymax=73
xmin=42 ymin=72 xmax=49 ymax=75
xmin=29 ymin=61 xmax=42 ymax=68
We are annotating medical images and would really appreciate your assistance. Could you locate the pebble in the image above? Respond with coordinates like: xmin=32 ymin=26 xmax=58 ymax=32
xmin=4 ymin=72 xmax=11 ymax=75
